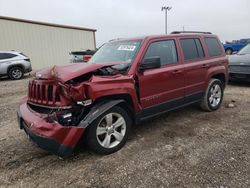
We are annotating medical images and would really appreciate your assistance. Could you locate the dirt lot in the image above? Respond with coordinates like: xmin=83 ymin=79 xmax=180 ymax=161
xmin=0 ymin=76 xmax=249 ymax=188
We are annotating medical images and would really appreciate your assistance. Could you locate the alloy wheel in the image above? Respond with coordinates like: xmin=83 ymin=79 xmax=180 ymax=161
xmin=11 ymin=69 xmax=22 ymax=79
xmin=96 ymin=113 xmax=126 ymax=149
xmin=209 ymin=84 xmax=222 ymax=107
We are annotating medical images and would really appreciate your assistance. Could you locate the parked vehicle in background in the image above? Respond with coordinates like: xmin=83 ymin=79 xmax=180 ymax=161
xmin=17 ymin=31 xmax=228 ymax=157
xmin=0 ymin=51 xmax=32 ymax=80
xmin=229 ymin=44 xmax=250 ymax=82
xmin=70 ymin=50 xmax=96 ymax=63
xmin=223 ymin=38 xmax=250 ymax=55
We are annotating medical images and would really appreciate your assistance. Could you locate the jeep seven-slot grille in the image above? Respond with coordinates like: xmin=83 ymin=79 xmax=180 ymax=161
xmin=28 ymin=80 xmax=60 ymax=105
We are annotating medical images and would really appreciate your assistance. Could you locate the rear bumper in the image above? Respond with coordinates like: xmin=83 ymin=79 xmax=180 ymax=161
xmin=24 ymin=66 xmax=32 ymax=73
xmin=17 ymin=101 xmax=85 ymax=158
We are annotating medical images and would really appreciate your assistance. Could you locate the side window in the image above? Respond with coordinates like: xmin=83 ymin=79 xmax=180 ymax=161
xmin=144 ymin=40 xmax=178 ymax=65
xmin=5 ymin=53 xmax=17 ymax=59
xmin=180 ymin=38 xmax=204 ymax=60
xmin=204 ymin=37 xmax=222 ymax=57
xmin=0 ymin=53 xmax=5 ymax=60
xmin=0 ymin=53 xmax=16 ymax=60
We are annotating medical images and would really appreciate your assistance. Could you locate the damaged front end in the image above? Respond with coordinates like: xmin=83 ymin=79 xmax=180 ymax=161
xmin=27 ymin=78 xmax=90 ymax=126
xmin=18 ymin=78 xmax=90 ymax=157
xmin=18 ymin=62 xmax=132 ymax=157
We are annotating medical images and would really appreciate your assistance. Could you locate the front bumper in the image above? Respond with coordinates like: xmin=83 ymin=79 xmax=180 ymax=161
xmin=17 ymin=102 xmax=85 ymax=158
xmin=229 ymin=72 xmax=250 ymax=82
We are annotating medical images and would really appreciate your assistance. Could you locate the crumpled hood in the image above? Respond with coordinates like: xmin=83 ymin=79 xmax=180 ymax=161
xmin=229 ymin=54 xmax=250 ymax=66
xmin=36 ymin=62 xmax=125 ymax=83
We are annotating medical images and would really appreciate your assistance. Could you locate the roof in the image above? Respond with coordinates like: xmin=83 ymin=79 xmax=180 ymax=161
xmin=0 ymin=16 xmax=96 ymax=32
xmin=110 ymin=33 xmax=217 ymax=42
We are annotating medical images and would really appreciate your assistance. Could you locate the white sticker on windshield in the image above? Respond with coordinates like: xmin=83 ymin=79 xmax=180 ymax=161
xmin=118 ymin=45 xmax=136 ymax=51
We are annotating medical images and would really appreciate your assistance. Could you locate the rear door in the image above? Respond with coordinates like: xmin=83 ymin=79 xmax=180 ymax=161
xmin=178 ymin=37 xmax=207 ymax=99
xmin=137 ymin=38 xmax=185 ymax=112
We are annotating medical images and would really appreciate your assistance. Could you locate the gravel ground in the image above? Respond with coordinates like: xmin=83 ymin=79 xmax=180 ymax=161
xmin=0 ymin=76 xmax=249 ymax=188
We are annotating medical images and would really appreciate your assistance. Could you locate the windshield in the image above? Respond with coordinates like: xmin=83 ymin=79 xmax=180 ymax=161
xmin=238 ymin=44 xmax=250 ymax=55
xmin=89 ymin=40 xmax=141 ymax=64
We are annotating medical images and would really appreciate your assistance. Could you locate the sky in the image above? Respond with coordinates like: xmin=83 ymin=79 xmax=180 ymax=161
xmin=0 ymin=0 xmax=249 ymax=47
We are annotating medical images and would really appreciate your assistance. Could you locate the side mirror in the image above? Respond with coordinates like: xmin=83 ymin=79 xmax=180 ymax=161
xmin=139 ymin=57 xmax=161 ymax=72
xmin=232 ymin=51 xmax=238 ymax=55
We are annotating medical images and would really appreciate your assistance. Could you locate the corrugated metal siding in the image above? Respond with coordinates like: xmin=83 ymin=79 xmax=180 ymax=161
xmin=0 ymin=19 xmax=95 ymax=69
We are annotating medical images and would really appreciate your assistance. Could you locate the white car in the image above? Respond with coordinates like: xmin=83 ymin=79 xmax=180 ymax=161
xmin=0 ymin=51 xmax=32 ymax=80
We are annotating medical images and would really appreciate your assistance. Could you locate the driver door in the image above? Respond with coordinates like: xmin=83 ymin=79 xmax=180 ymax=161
xmin=137 ymin=39 xmax=185 ymax=116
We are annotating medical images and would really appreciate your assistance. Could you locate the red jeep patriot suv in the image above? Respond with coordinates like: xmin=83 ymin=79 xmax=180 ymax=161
xmin=17 ymin=31 xmax=228 ymax=157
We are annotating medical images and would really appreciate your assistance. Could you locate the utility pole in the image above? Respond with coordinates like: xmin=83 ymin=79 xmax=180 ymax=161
xmin=161 ymin=6 xmax=172 ymax=34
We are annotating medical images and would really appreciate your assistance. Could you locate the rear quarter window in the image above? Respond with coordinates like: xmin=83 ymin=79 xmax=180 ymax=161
xmin=204 ymin=37 xmax=222 ymax=57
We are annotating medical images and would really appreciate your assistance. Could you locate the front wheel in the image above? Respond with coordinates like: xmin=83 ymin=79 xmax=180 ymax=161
xmin=86 ymin=106 xmax=131 ymax=155
xmin=200 ymin=79 xmax=224 ymax=112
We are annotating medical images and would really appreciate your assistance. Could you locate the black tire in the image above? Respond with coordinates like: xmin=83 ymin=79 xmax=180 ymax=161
xmin=8 ymin=67 xmax=24 ymax=80
xmin=200 ymin=79 xmax=224 ymax=112
xmin=85 ymin=106 xmax=132 ymax=155
xmin=225 ymin=48 xmax=233 ymax=55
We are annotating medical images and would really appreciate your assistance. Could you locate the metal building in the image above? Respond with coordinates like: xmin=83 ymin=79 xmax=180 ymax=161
xmin=0 ymin=16 xmax=96 ymax=69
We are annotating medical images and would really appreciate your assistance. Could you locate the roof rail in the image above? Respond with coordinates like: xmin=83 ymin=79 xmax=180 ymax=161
xmin=171 ymin=31 xmax=212 ymax=34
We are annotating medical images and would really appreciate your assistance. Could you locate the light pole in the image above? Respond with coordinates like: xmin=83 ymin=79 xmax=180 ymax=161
xmin=161 ymin=6 xmax=172 ymax=34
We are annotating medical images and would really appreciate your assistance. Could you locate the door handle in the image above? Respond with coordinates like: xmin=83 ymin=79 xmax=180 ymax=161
xmin=172 ymin=70 xmax=183 ymax=74
xmin=202 ymin=64 xmax=209 ymax=68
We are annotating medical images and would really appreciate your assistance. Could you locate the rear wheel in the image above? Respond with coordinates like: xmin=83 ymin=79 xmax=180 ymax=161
xmin=200 ymin=79 xmax=224 ymax=111
xmin=8 ymin=67 xmax=24 ymax=80
xmin=86 ymin=106 xmax=131 ymax=155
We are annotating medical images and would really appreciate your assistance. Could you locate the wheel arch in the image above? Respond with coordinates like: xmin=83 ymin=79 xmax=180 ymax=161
xmin=211 ymin=73 xmax=226 ymax=88
xmin=95 ymin=94 xmax=136 ymax=124
xmin=206 ymin=65 xmax=228 ymax=89
xmin=79 ymin=95 xmax=135 ymax=128
xmin=7 ymin=64 xmax=25 ymax=73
